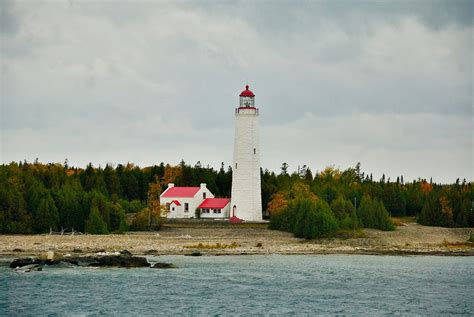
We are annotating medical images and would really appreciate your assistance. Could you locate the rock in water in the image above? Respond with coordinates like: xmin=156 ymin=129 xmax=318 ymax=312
xmin=16 ymin=264 xmax=42 ymax=272
xmin=151 ymin=263 xmax=176 ymax=269
xmin=10 ymin=257 xmax=38 ymax=268
xmin=89 ymin=255 xmax=150 ymax=268
xmin=11 ymin=253 xmax=150 ymax=269
xmin=185 ymin=251 xmax=202 ymax=257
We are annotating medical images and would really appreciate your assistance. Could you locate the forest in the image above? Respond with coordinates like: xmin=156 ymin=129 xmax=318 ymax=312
xmin=0 ymin=160 xmax=472 ymax=235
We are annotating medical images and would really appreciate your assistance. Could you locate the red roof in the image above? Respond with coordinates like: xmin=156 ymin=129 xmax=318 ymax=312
xmin=161 ymin=187 xmax=200 ymax=198
xmin=170 ymin=200 xmax=181 ymax=206
xmin=198 ymin=198 xmax=230 ymax=209
xmin=239 ymin=85 xmax=255 ymax=97
xmin=230 ymin=216 xmax=243 ymax=223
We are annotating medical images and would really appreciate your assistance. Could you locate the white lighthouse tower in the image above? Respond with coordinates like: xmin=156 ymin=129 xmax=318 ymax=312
xmin=230 ymin=85 xmax=262 ymax=222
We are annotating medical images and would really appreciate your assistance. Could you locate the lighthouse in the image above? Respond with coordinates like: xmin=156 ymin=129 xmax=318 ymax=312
xmin=230 ymin=85 xmax=263 ymax=222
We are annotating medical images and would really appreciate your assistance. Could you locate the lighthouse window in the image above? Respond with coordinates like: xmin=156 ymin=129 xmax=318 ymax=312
xmin=235 ymin=163 xmax=237 ymax=169
xmin=254 ymin=148 xmax=256 ymax=154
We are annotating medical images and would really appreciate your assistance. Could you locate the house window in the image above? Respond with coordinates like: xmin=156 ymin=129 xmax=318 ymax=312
xmin=166 ymin=203 xmax=170 ymax=211
xmin=203 ymin=192 xmax=206 ymax=199
xmin=184 ymin=203 xmax=189 ymax=212
xmin=213 ymin=209 xmax=221 ymax=214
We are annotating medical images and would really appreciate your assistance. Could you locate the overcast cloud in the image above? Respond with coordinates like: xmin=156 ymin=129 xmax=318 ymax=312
xmin=1 ymin=0 xmax=472 ymax=183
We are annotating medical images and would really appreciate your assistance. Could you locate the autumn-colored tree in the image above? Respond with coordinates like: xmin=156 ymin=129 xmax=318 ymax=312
xmin=287 ymin=182 xmax=318 ymax=202
xmin=420 ymin=181 xmax=433 ymax=195
xmin=267 ymin=192 xmax=288 ymax=215
xmin=161 ymin=164 xmax=182 ymax=188
xmin=132 ymin=178 xmax=167 ymax=230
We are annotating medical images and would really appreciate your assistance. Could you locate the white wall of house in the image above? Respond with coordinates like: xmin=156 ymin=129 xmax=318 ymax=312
xmin=200 ymin=204 xmax=230 ymax=219
xmin=160 ymin=183 xmax=214 ymax=219
xmin=166 ymin=201 xmax=183 ymax=218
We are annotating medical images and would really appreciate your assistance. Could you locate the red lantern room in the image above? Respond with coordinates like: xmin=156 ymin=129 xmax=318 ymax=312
xmin=239 ymin=85 xmax=255 ymax=107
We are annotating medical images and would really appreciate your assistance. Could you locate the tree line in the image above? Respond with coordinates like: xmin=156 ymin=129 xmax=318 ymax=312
xmin=265 ymin=163 xmax=473 ymax=236
xmin=0 ymin=160 xmax=472 ymax=234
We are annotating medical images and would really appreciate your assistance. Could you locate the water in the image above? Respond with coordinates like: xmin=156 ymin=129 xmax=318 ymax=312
xmin=1 ymin=255 xmax=473 ymax=316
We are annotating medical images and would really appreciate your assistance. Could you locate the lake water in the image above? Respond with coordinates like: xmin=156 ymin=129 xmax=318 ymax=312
xmin=1 ymin=255 xmax=473 ymax=316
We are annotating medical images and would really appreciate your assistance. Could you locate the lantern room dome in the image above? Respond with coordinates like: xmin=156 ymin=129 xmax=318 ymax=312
xmin=239 ymin=85 xmax=255 ymax=97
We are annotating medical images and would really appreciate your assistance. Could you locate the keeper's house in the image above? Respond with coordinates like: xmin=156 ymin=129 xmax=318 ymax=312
xmin=160 ymin=183 xmax=214 ymax=218
xmin=160 ymin=183 xmax=230 ymax=219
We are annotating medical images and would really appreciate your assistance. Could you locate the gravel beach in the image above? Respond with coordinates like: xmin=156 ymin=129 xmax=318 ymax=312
xmin=1 ymin=222 xmax=472 ymax=257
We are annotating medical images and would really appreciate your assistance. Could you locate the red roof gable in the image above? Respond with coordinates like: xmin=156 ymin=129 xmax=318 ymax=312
xmin=161 ymin=187 xmax=200 ymax=198
xmin=198 ymin=198 xmax=230 ymax=209
xmin=170 ymin=200 xmax=181 ymax=206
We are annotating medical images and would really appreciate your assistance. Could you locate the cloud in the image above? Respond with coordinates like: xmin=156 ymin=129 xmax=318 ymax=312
xmin=262 ymin=112 xmax=472 ymax=182
xmin=1 ymin=0 xmax=472 ymax=182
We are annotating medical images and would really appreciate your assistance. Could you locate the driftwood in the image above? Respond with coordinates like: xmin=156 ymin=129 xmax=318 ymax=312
xmin=49 ymin=227 xmax=83 ymax=236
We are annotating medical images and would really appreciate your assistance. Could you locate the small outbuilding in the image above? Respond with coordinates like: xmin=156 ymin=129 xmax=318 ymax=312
xmin=198 ymin=198 xmax=231 ymax=219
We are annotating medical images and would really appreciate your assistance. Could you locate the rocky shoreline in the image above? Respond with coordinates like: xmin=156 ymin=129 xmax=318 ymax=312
xmin=8 ymin=250 xmax=178 ymax=271
xmin=1 ymin=223 xmax=473 ymax=259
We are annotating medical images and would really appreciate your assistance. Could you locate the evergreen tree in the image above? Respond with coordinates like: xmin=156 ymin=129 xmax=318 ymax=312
xmin=85 ymin=206 xmax=108 ymax=234
xmin=35 ymin=193 xmax=59 ymax=233
xmin=373 ymin=199 xmax=395 ymax=231
xmin=330 ymin=196 xmax=347 ymax=221
xmin=357 ymin=195 xmax=375 ymax=228
xmin=103 ymin=164 xmax=121 ymax=198
xmin=109 ymin=203 xmax=129 ymax=233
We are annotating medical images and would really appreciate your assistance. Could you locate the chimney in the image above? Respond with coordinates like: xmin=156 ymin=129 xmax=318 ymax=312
xmin=168 ymin=183 xmax=175 ymax=188
xmin=200 ymin=183 xmax=207 ymax=188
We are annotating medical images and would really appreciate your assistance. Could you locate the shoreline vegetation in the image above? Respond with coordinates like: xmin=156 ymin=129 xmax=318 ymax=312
xmin=1 ymin=161 xmax=473 ymax=260
xmin=1 ymin=220 xmax=473 ymax=258
xmin=1 ymin=161 xmax=473 ymax=236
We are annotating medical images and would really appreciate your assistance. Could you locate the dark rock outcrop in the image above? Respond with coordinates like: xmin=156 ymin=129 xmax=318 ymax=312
xmin=11 ymin=253 xmax=151 ymax=269
xmin=88 ymin=254 xmax=149 ymax=268
xmin=151 ymin=262 xmax=176 ymax=269
xmin=119 ymin=250 xmax=132 ymax=256
xmin=10 ymin=257 xmax=39 ymax=268
xmin=186 ymin=251 xmax=202 ymax=257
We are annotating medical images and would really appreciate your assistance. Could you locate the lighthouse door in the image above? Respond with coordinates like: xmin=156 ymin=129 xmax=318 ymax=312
xmin=232 ymin=205 xmax=237 ymax=217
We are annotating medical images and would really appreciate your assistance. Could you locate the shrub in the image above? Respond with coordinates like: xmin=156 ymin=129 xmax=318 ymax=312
xmin=373 ymin=199 xmax=395 ymax=231
xmin=330 ymin=196 xmax=359 ymax=230
xmin=310 ymin=200 xmax=339 ymax=238
xmin=131 ymin=207 xmax=166 ymax=231
xmin=269 ymin=202 xmax=295 ymax=232
xmin=270 ymin=198 xmax=338 ymax=239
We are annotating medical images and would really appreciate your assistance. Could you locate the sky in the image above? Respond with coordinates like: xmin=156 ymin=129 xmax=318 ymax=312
xmin=1 ymin=0 xmax=472 ymax=183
